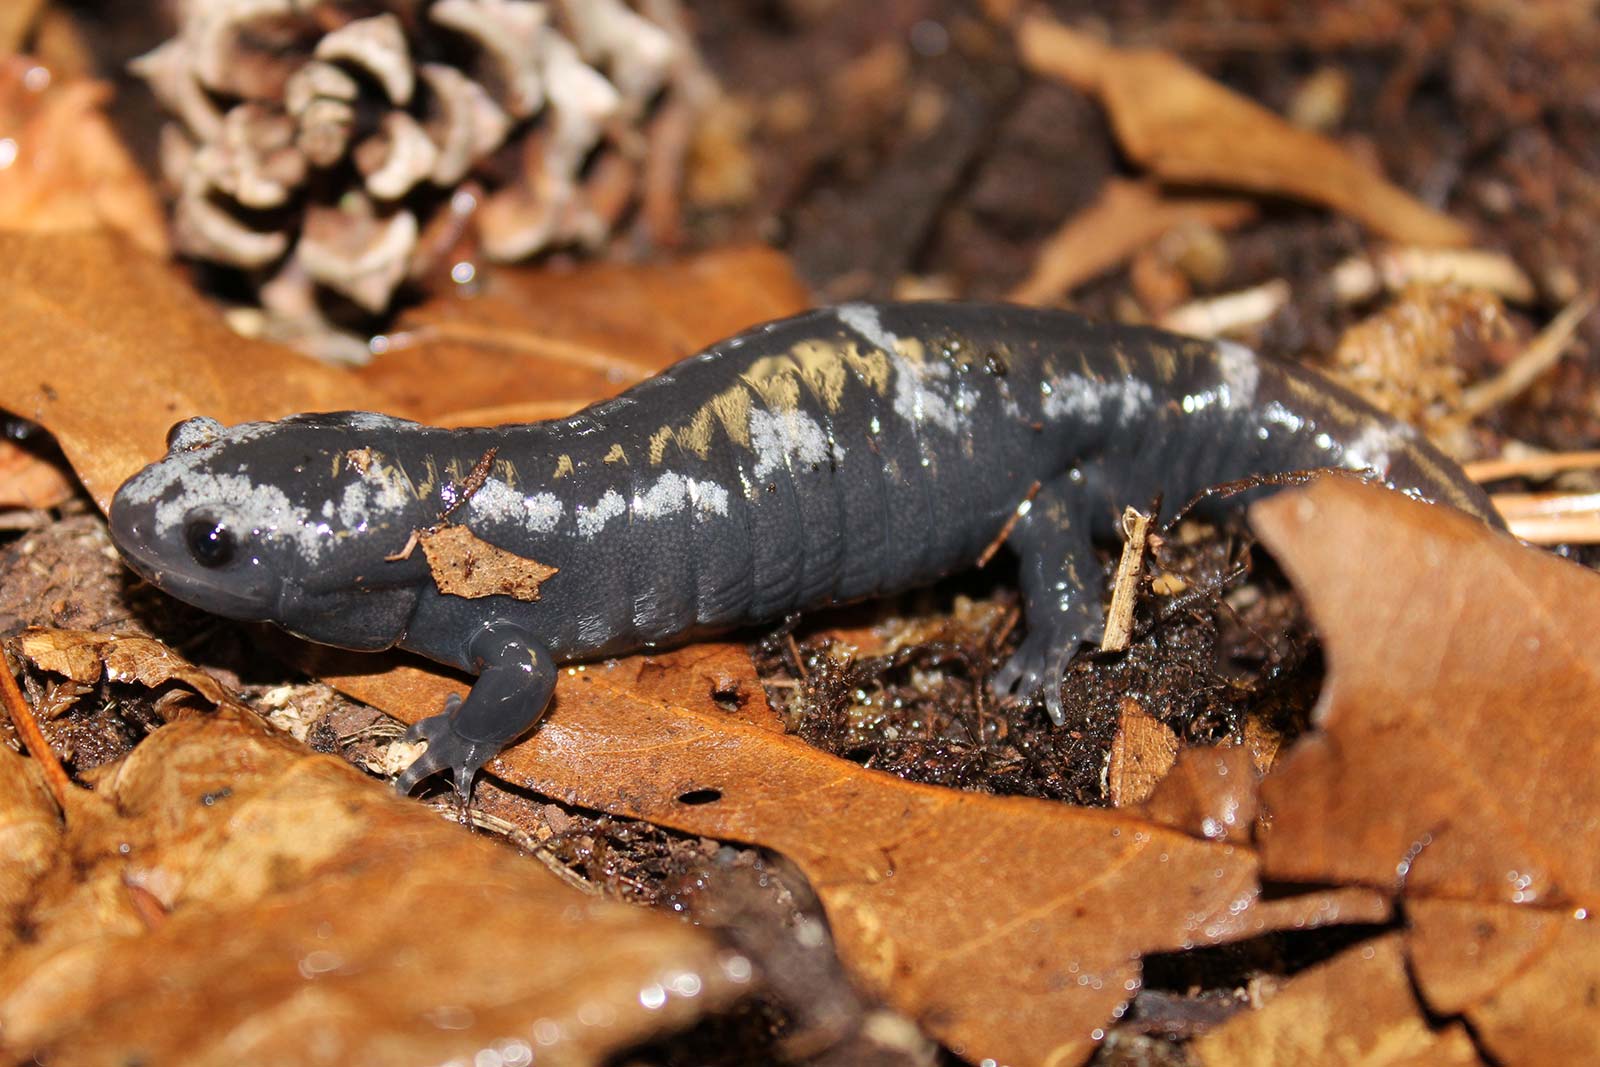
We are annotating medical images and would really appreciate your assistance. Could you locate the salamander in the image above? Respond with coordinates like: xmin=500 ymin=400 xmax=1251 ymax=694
xmin=108 ymin=302 xmax=1501 ymax=798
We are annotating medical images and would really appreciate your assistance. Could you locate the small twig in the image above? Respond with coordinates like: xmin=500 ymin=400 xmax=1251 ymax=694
xmin=1466 ymin=449 xmax=1600 ymax=483
xmin=439 ymin=445 xmax=499 ymax=523
xmin=786 ymin=633 xmax=808 ymax=682
xmin=977 ymin=481 xmax=1041 ymax=567
xmin=1101 ymin=507 xmax=1152 ymax=653
xmin=1329 ymin=246 xmax=1538 ymax=306
xmin=1157 ymin=279 xmax=1291 ymax=338
xmin=1446 ymin=291 xmax=1597 ymax=425
xmin=1497 ymin=513 xmax=1600 ymax=545
xmin=0 ymin=647 xmax=73 ymax=813
xmin=1168 ymin=468 xmax=1337 ymax=530
xmin=989 ymin=604 xmax=1022 ymax=654
xmin=432 ymin=802 xmax=601 ymax=896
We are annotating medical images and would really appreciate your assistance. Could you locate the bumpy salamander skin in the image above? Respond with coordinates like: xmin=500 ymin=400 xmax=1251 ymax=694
xmin=107 ymin=302 xmax=1501 ymax=798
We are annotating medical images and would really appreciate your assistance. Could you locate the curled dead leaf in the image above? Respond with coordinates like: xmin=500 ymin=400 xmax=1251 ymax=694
xmin=20 ymin=628 xmax=240 ymax=709
xmin=1018 ymin=16 xmax=1471 ymax=247
xmin=1249 ymin=477 xmax=1600 ymax=1062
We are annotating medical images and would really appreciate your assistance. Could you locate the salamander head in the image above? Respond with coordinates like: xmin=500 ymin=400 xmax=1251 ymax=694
xmin=109 ymin=413 xmax=423 ymax=626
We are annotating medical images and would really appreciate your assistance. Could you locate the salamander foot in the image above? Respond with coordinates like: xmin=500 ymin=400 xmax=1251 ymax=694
xmin=990 ymin=614 xmax=1102 ymax=726
xmin=393 ymin=694 xmax=499 ymax=805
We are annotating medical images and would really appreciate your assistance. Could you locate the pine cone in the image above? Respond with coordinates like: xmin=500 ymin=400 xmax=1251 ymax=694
xmin=133 ymin=0 xmax=699 ymax=317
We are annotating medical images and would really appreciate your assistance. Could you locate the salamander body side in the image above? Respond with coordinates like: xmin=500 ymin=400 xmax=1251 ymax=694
xmin=108 ymin=302 xmax=1499 ymax=796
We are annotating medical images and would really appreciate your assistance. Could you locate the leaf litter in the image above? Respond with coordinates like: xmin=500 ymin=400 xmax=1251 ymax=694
xmin=0 ymin=640 xmax=747 ymax=1066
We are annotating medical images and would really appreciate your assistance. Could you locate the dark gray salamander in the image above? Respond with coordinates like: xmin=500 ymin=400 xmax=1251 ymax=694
xmin=108 ymin=302 xmax=1501 ymax=797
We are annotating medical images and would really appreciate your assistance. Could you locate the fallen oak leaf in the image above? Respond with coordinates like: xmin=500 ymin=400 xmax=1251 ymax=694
xmin=1249 ymin=477 xmax=1600 ymax=1062
xmin=1189 ymin=933 xmax=1484 ymax=1066
xmin=312 ymin=644 xmax=1387 ymax=1067
xmin=0 ymin=634 xmax=745 ymax=1065
xmin=1017 ymin=15 xmax=1471 ymax=248
xmin=1251 ymin=479 xmax=1599 ymax=905
xmin=0 ymin=231 xmax=386 ymax=511
xmin=1407 ymin=897 xmax=1599 ymax=1066
xmin=359 ymin=245 xmax=812 ymax=422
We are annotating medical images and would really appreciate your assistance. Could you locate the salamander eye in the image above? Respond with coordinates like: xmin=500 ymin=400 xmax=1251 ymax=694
xmin=184 ymin=516 xmax=237 ymax=568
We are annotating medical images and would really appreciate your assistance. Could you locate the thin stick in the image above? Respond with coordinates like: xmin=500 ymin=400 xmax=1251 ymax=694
xmin=1158 ymin=280 xmax=1291 ymax=338
xmin=1448 ymin=291 xmax=1597 ymax=423
xmin=1491 ymin=491 xmax=1600 ymax=519
xmin=1465 ymin=450 xmax=1600 ymax=483
xmin=1499 ymin=513 xmax=1600 ymax=545
xmin=1330 ymin=247 xmax=1537 ymax=306
xmin=977 ymin=481 xmax=1041 ymax=567
xmin=1489 ymin=488 xmax=1600 ymax=544
xmin=1 ymin=648 xmax=72 ymax=812
xmin=1101 ymin=507 xmax=1152 ymax=653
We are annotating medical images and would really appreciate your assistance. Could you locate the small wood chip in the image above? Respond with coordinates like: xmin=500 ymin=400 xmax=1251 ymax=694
xmin=1100 ymin=506 xmax=1151 ymax=652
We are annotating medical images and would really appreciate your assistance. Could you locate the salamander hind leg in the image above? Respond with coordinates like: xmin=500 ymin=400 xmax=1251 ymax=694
xmin=394 ymin=621 xmax=558 ymax=803
xmin=990 ymin=470 xmax=1112 ymax=726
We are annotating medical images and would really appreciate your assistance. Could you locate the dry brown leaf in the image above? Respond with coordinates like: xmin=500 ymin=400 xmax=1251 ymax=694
xmin=0 ymin=438 xmax=75 ymax=510
xmin=0 ymin=1 xmax=45 ymax=52
xmin=1138 ymin=744 xmax=1257 ymax=844
xmin=419 ymin=523 xmax=560 ymax=601
xmin=0 ymin=636 xmax=743 ymax=1065
xmin=1018 ymin=16 xmax=1471 ymax=247
xmin=0 ymin=746 xmax=57 ymax=936
xmin=1250 ymin=477 xmax=1600 ymax=1062
xmin=0 ymin=60 xmax=168 ymax=256
xmin=1189 ymin=934 xmax=1484 ymax=1066
xmin=0 ymin=232 xmax=810 ymax=516
xmin=1408 ymin=898 xmax=1600 ymax=1065
xmin=1008 ymin=178 xmax=1255 ymax=305
xmin=1106 ymin=697 xmax=1179 ymax=806
xmin=20 ymin=627 xmax=239 ymax=708
xmin=360 ymin=246 xmax=812 ymax=422
xmin=622 ymin=644 xmax=786 ymax=734
xmin=1252 ymin=479 xmax=1599 ymax=905
xmin=312 ymin=645 xmax=1376 ymax=1067
xmin=0 ymin=231 xmax=386 ymax=511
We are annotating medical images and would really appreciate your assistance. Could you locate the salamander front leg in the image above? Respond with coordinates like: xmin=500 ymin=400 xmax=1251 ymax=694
xmin=990 ymin=470 xmax=1110 ymax=725
xmin=394 ymin=621 xmax=557 ymax=803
